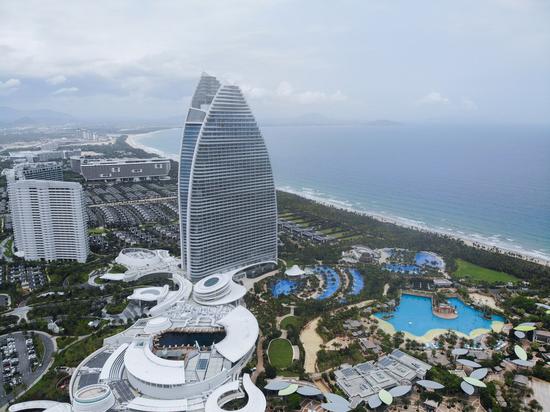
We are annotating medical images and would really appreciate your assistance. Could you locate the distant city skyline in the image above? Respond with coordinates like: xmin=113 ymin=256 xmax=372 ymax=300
xmin=1 ymin=0 xmax=549 ymax=124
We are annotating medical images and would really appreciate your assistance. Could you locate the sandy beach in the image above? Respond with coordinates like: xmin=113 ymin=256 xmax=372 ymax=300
xmin=300 ymin=317 xmax=323 ymax=374
xmin=125 ymin=132 xmax=179 ymax=161
xmin=372 ymin=315 xmax=504 ymax=343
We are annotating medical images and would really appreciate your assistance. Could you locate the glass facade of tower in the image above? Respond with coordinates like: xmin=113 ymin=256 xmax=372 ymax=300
xmin=179 ymin=74 xmax=277 ymax=282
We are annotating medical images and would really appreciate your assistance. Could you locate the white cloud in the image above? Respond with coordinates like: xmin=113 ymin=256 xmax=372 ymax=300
xmin=242 ymin=80 xmax=346 ymax=104
xmin=47 ymin=75 xmax=67 ymax=85
xmin=417 ymin=91 xmax=450 ymax=105
xmin=52 ymin=86 xmax=78 ymax=95
xmin=461 ymin=97 xmax=478 ymax=111
xmin=0 ymin=78 xmax=21 ymax=91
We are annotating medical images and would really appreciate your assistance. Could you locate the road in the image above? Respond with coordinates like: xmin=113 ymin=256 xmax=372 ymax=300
xmin=0 ymin=331 xmax=55 ymax=408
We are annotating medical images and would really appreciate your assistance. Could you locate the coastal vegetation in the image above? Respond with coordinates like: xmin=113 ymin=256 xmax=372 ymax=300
xmin=277 ymin=191 xmax=550 ymax=290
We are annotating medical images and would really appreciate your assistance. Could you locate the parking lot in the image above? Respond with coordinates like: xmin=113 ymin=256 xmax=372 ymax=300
xmin=0 ymin=331 xmax=54 ymax=407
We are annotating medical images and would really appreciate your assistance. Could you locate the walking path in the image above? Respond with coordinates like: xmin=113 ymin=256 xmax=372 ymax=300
xmin=251 ymin=333 xmax=265 ymax=384
xmin=300 ymin=317 xmax=323 ymax=374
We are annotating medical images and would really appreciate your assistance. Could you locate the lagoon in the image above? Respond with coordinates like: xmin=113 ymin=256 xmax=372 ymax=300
xmin=375 ymin=294 xmax=504 ymax=337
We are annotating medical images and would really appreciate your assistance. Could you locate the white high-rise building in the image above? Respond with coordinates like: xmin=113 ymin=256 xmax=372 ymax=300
xmin=179 ymin=73 xmax=278 ymax=283
xmin=9 ymin=179 xmax=89 ymax=263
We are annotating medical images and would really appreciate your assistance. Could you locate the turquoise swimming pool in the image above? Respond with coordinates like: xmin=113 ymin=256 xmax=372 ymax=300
xmin=375 ymin=294 xmax=504 ymax=336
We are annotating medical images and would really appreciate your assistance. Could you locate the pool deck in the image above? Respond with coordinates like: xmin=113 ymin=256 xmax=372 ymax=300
xmin=373 ymin=315 xmax=504 ymax=343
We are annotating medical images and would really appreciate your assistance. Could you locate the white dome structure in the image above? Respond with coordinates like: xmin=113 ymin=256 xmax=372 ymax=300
xmin=143 ymin=316 xmax=172 ymax=334
xmin=285 ymin=265 xmax=305 ymax=277
xmin=72 ymin=384 xmax=115 ymax=412
xmin=115 ymin=248 xmax=161 ymax=269
xmin=193 ymin=272 xmax=246 ymax=306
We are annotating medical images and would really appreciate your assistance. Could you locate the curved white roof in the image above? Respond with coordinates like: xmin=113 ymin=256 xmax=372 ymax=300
xmin=128 ymin=286 xmax=169 ymax=302
xmin=126 ymin=397 xmax=196 ymax=412
xmin=116 ymin=248 xmax=161 ymax=268
xmin=124 ymin=339 xmax=187 ymax=386
xmin=143 ymin=316 xmax=172 ymax=334
xmin=9 ymin=401 xmax=65 ymax=412
xmin=285 ymin=265 xmax=305 ymax=277
xmin=193 ymin=272 xmax=246 ymax=306
xmin=204 ymin=374 xmax=266 ymax=412
xmin=100 ymin=273 xmax=126 ymax=281
xmin=99 ymin=343 xmax=129 ymax=382
xmin=73 ymin=384 xmax=115 ymax=412
xmin=214 ymin=306 xmax=259 ymax=363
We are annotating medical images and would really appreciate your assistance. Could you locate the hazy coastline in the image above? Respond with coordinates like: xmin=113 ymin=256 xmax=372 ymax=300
xmin=125 ymin=130 xmax=550 ymax=267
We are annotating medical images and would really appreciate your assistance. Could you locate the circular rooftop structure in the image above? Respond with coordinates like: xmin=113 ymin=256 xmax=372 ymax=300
xmin=193 ymin=272 xmax=246 ymax=306
xmin=144 ymin=316 xmax=173 ymax=334
xmin=73 ymin=384 xmax=115 ymax=412
xmin=115 ymin=248 xmax=161 ymax=269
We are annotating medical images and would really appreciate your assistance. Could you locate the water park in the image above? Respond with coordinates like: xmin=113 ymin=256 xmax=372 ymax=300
xmin=271 ymin=265 xmax=366 ymax=301
xmin=375 ymin=293 xmax=505 ymax=340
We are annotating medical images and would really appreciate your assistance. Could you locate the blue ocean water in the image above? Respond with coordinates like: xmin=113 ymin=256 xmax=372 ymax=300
xmin=130 ymin=124 xmax=550 ymax=261
xmin=375 ymin=293 xmax=504 ymax=337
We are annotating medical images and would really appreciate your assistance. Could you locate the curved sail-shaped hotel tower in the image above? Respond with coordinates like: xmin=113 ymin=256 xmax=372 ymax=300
xmin=179 ymin=73 xmax=278 ymax=283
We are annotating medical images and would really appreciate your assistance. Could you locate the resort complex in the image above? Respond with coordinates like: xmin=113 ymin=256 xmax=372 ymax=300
xmin=0 ymin=73 xmax=549 ymax=412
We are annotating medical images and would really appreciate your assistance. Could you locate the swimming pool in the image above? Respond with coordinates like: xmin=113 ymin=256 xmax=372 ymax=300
xmin=315 ymin=266 xmax=340 ymax=300
xmin=272 ymin=279 xmax=297 ymax=297
xmin=375 ymin=294 xmax=504 ymax=337
xmin=415 ymin=251 xmax=445 ymax=268
xmin=384 ymin=264 xmax=421 ymax=274
xmin=348 ymin=268 xmax=364 ymax=295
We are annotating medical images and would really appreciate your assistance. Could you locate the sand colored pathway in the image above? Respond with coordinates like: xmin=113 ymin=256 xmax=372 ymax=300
xmin=300 ymin=317 xmax=323 ymax=374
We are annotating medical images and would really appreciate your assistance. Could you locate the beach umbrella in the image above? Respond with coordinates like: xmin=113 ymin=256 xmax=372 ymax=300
xmin=324 ymin=393 xmax=350 ymax=406
xmin=416 ymin=380 xmax=445 ymax=390
xmin=457 ymin=358 xmax=481 ymax=368
xmin=265 ymin=380 xmax=290 ymax=391
xmin=512 ymin=359 xmax=534 ymax=367
xmin=514 ymin=325 xmax=536 ymax=332
xmin=514 ymin=345 xmax=528 ymax=361
xmin=321 ymin=403 xmax=350 ymax=412
xmin=451 ymin=348 xmax=468 ymax=356
xmin=389 ymin=385 xmax=412 ymax=397
xmin=297 ymin=386 xmax=322 ymax=396
xmin=463 ymin=376 xmax=487 ymax=388
xmin=378 ymin=389 xmax=393 ymax=406
xmin=460 ymin=381 xmax=475 ymax=395
xmin=470 ymin=368 xmax=488 ymax=380
xmin=278 ymin=384 xmax=298 ymax=396
xmin=367 ymin=394 xmax=382 ymax=409
xmin=514 ymin=331 xmax=525 ymax=339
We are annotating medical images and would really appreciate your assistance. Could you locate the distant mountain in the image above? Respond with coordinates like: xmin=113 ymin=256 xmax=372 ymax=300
xmin=0 ymin=106 xmax=75 ymax=126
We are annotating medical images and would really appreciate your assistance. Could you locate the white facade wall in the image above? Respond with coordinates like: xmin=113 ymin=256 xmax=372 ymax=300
xmin=9 ymin=179 xmax=89 ymax=263
xmin=179 ymin=74 xmax=278 ymax=283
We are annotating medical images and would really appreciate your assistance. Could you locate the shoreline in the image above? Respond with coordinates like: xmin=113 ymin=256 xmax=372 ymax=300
xmin=123 ymin=131 xmax=550 ymax=267
xmin=279 ymin=186 xmax=550 ymax=266
xmin=125 ymin=130 xmax=179 ymax=161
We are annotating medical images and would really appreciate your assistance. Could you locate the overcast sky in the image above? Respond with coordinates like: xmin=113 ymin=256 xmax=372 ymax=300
xmin=1 ymin=0 xmax=549 ymax=124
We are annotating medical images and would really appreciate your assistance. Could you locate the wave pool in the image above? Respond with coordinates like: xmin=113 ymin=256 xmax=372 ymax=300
xmin=375 ymin=293 xmax=504 ymax=337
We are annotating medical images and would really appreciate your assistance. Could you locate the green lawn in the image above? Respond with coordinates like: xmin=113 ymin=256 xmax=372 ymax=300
xmin=453 ymin=259 xmax=519 ymax=284
xmin=280 ymin=316 xmax=301 ymax=330
xmin=268 ymin=338 xmax=293 ymax=369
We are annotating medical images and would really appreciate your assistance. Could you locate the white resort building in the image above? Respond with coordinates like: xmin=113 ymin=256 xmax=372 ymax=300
xmin=10 ymin=248 xmax=266 ymax=412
